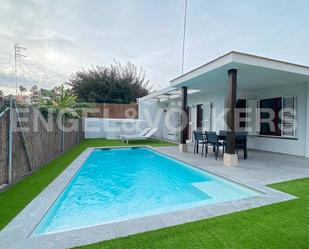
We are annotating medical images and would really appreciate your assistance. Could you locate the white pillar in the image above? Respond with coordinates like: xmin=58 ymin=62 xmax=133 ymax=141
xmin=306 ymin=81 xmax=309 ymax=158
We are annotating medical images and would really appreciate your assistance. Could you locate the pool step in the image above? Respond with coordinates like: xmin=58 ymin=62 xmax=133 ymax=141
xmin=192 ymin=181 xmax=240 ymax=201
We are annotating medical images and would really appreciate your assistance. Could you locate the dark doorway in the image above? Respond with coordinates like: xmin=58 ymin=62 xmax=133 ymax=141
xmin=196 ymin=104 xmax=203 ymax=131
xmin=186 ymin=106 xmax=191 ymax=141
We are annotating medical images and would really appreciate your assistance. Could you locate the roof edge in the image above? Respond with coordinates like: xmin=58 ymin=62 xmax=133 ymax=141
xmin=170 ymin=51 xmax=234 ymax=84
xmin=231 ymin=51 xmax=309 ymax=70
xmin=170 ymin=51 xmax=309 ymax=85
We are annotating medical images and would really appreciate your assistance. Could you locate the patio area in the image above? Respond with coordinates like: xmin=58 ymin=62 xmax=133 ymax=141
xmin=155 ymin=144 xmax=309 ymax=185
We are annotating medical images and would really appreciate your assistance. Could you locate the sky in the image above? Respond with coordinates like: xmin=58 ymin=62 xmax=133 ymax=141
xmin=0 ymin=0 xmax=309 ymax=95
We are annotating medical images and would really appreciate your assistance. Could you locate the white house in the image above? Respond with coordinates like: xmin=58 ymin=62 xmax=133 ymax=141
xmin=138 ymin=51 xmax=309 ymax=165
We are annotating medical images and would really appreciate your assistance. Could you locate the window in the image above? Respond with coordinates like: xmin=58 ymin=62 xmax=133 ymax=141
xmin=259 ymin=96 xmax=296 ymax=138
xmin=236 ymin=99 xmax=247 ymax=131
xmin=196 ymin=104 xmax=203 ymax=130
xmin=281 ymin=96 xmax=296 ymax=137
xmin=202 ymin=102 xmax=212 ymax=132
xmin=259 ymin=97 xmax=282 ymax=136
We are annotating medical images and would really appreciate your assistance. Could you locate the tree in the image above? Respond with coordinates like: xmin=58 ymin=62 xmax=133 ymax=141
xmin=0 ymin=90 xmax=4 ymax=110
xmin=66 ymin=61 xmax=151 ymax=103
xmin=19 ymin=85 xmax=27 ymax=96
xmin=39 ymin=85 xmax=79 ymax=117
xmin=30 ymin=85 xmax=40 ymax=104
xmin=38 ymin=85 xmax=79 ymax=152
xmin=30 ymin=85 xmax=38 ymax=93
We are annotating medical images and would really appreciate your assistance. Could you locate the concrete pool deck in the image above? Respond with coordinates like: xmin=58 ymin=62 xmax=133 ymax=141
xmin=1 ymin=145 xmax=309 ymax=249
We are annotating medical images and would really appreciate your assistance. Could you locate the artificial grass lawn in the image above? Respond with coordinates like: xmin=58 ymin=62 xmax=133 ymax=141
xmin=1 ymin=139 xmax=308 ymax=249
xmin=0 ymin=139 xmax=175 ymax=230
xmin=75 ymin=180 xmax=309 ymax=248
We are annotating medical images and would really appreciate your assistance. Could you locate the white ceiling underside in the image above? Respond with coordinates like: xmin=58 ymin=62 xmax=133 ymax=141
xmin=171 ymin=52 xmax=309 ymax=92
xmin=140 ymin=51 xmax=309 ymax=102
xmin=171 ymin=62 xmax=309 ymax=93
xmin=139 ymin=87 xmax=200 ymax=102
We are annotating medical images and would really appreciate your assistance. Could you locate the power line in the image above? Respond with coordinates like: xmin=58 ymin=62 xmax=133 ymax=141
xmin=181 ymin=0 xmax=188 ymax=75
xmin=14 ymin=43 xmax=27 ymax=96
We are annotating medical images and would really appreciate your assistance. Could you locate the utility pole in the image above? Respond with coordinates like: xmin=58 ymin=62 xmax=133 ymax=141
xmin=14 ymin=44 xmax=27 ymax=96
xmin=181 ymin=0 xmax=188 ymax=75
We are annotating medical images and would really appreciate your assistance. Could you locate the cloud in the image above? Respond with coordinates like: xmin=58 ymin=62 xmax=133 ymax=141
xmin=0 ymin=0 xmax=309 ymax=95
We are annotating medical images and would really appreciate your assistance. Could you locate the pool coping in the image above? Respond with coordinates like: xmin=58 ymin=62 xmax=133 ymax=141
xmin=0 ymin=146 xmax=296 ymax=249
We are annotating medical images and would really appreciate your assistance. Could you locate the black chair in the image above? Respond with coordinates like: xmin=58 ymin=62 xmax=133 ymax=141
xmin=205 ymin=132 xmax=217 ymax=153
xmin=193 ymin=131 xmax=207 ymax=156
xmin=235 ymin=132 xmax=248 ymax=159
xmin=219 ymin=130 xmax=226 ymax=136
xmin=218 ymin=130 xmax=227 ymax=147
xmin=205 ymin=132 xmax=224 ymax=160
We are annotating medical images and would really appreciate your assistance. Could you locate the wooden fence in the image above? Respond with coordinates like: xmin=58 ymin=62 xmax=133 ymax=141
xmin=0 ymin=106 xmax=84 ymax=187
xmin=87 ymin=103 xmax=138 ymax=119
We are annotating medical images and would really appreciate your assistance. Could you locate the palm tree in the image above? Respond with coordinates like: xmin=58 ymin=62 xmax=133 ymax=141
xmin=30 ymin=85 xmax=40 ymax=104
xmin=30 ymin=85 xmax=38 ymax=93
xmin=19 ymin=85 xmax=27 ymax=96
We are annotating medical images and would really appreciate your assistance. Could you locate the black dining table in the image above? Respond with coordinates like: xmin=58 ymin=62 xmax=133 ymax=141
xmin=217 ymin=131 xmax=248 ymax=159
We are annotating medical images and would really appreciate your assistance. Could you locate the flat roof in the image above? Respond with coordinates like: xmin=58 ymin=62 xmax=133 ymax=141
xmin=138 ymin=87 xmax=200 ymax=102
xmin=139 ymin=51 xmax=309 ymax=102
xmin=171 ymin=51 xmax=309 ymax=86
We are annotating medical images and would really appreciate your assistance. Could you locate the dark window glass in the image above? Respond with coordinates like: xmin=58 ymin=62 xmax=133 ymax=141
xmin=259 ymin=97 xmax=282 ymax=136
xmin=196 ymin=104 xmax=203 ymax=130
xmin=236 ymin=99 xmax=247 ymax=131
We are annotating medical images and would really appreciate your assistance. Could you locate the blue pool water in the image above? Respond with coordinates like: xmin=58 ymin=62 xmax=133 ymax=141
xmin=33 ymin=148 xmax=259 ymax=236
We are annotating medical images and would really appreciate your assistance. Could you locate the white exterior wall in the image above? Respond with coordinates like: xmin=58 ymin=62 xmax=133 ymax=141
xmin=161 ymin=102 xmax=181 ymax=141
xmin=186 ymin=83 xmax=308 ymax=156
xmin=84 ymin=118 xmax=146 ymax=139
xmin=138 ymin=99 xmax=165 ymax=139
xmin=138 ymin=99 xmax=182 ymax=141
xmin=139 ymin=82 xmax=308 ymax=156
xmin=84 ymin=118 xmax=106 ymax=138
xmin=187 ymin=91 xmax=226 ymax=133
xmin=138 ymin=92 xmax=227 ymax=142
xmin=239 ymin=82 xmax=307 ymax=156
xmin=306 ymin=82 xmax=309 ymax=158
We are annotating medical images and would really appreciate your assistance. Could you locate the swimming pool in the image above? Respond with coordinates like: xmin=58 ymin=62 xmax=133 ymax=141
xmin=33 ymin=147 xmax=260 ymax=236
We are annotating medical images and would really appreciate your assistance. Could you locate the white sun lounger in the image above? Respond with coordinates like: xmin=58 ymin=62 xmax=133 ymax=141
xmin=119 ymin=128 xmax=158 ymax=144
xmin=118 ymin=128 xmax=151 ymax=141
